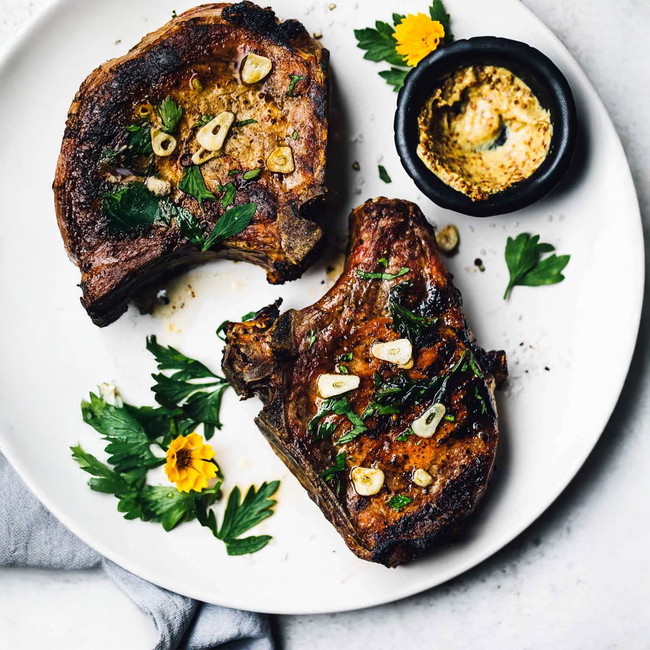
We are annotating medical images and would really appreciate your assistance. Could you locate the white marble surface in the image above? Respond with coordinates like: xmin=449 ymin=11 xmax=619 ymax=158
xmin=0 ymin=0 xmax=648 ymax=648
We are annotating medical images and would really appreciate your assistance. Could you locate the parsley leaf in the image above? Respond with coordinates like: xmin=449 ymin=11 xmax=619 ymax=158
xmin=146 ymin=335 xmax=230 ymax=438
xmin=125 ymin=121 xmax=153 ymax=157
xmin=429 ymin=0 xmax=453 ymax=43
xmin=378 ymin=165 xmax=392 ymax=183
xmin=234 ymin=118 xmax=257 ymax=127
xmin=81 ymin=392 xmax=165 ymax=479
xmin=356 ymin=266 xmax=409 ymax=280
xmin=242 ymin=168 xmax=261 ymax=180
xmin=220 ymin=182 xmax=236 ymax=209
xmin=308 ymin=329 xmax=316 ymax=348
xmin=201 ymin=203 xmax=256 ymax=252
xmin=71 ymin=444 xmax=131 ymax=495
xmin=353 ymin=21 xmax=405 ymax=66
xmin=156 ymin=96 xmax=183 ymax=134
xmin=389 ymin=281 xmax=438 ymax=342
xmin=179 ymin=165 xmax=216 ymax=207
xmin=288 ymin=74 xmax=303 ymax=97
xmin=320 ymin=452 xmax=347 ymax=482
xmin=387 ymin=494 xmax=412 ymax=511
xmin=141 ymin=482 xmax=221 ymax=531
xmin=103 ymin=183 xmax=161 ymax=232
xmin=174 ymin=205 xmax=205 ymax=247
xmin=503 ymin=233 xmax=570 ymax=299
xmin=195 ymin=481 xmax=280 ymax=555
xmin=193 ymin=114 xmax=214 ymax=129
xmin=378 ymin=67 xmax=409 ymax=92
xmin=308 ymin=397 xmax=367 ymax=444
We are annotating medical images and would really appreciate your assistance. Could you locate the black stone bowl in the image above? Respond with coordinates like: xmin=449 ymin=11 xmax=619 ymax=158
xmin=394 ymin=36 xmax=577 ymax=217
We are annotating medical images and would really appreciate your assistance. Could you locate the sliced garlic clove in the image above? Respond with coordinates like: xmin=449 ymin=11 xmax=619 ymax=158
xmin=412 ymin=468 xmax=433 ymax=487
xmin=145 ymin=176 xmax=171 ymax=196
xmin=266 ymin=146 xmax=295 ymax=173
xmin=412 ymin=402 xmax=446 ymax=439
xmin=351 ymin=467 xmax=385 ymax=496
xmin=241 ymin=53 xmax=273 ymax=84
xmin=371 ymin=338 xmax=412 ymax=366
xmin=398 ymin=358 xmax=414 ymax=370
xmin=191 ymin=146 xmax=218 ymax=166
xmin=151 ymin=128 xmax=177 ymax=157
xmin=436 ymin=224 xmax=460 ymax=254
xmin=197 ymin=111 xmax=235 ymax=152
xmin=317 ymin=373 xmax=360 ymax=398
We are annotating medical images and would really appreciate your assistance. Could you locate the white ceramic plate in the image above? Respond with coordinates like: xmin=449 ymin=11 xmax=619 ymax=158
xmin=0 ymin=0 xmax=643 ymax=614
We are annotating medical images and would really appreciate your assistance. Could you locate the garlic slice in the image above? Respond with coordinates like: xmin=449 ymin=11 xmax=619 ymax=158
xmin=317 ymin=373 xmax=360 ymax=398
xmin=241 ymin=53 xmax=273 ymax=84
xmin=412 ymin=403 xmax=446 ymax=439
xmin=191 ymin=146 xmax=218 ymax=166
xmin=196 ymin=111 xmax=235 ymax=152
xmin=412 ymin=468 xmax=433 ymax=487
xmin=151 ymin=128 xmax=177 ymax=157
xmin=351 ymin=467 xmax=385 ymax=496
xmin=371 ymin=338 xmax=412 ymax=366
xmin=266 ymin=146 xmax=295 ymax=173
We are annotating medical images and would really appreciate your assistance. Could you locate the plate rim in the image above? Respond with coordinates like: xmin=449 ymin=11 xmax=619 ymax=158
xmin=0 ymin=0 xmax=644 ymax=615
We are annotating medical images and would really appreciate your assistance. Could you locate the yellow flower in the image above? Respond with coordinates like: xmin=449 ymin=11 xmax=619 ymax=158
xmin=165 ymin=433 xmax=218 ymax=493
xmin=393 ymin=13 xmax=446 ymax=67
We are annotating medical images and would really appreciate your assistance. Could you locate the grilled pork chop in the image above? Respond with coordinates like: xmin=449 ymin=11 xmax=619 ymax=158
xmin=54 ymin=2 xmax=328 ymax=326
xmin=223 ymin=198 xmax=507 ymax=567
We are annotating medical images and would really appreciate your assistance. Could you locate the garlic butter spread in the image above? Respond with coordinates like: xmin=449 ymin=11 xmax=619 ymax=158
xmin=417 ymin=65 xmax=552 ymax=201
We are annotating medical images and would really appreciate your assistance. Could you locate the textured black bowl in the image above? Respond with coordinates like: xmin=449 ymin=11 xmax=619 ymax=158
xmin=394 ymin=36 xmax=577 ymax=217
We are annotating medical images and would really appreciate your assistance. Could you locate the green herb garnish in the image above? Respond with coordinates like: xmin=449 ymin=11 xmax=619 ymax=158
xmin=387 ymin=494 xmax=412 ymax=511
xmin=174 ymin=205 xmax=205 ymax=247
xmin=228 ymin=169 xmax=241 ymax=176
xmin=308 ymin=396 xmax=367 ymax=444
xmin=103 ymin=183 xmax=161 ymax=232
xmin=354 ymin=1 xmax=453 ymax=92
xmin=156 ymin=96 xmax=183 ymax=134
xmin=234 ymin=118 xmax=257 ymax=127
xmin=308 ymin=329 xmax=316 ymax=348
xmin=201 ymin=203 xmax=257 ymax=252
xmin=356 ymin=266 xmax=409 ymax=281
xmin=503 ymin=233 xmax=570 ymax=300
xmin=336 ymin=352 xmax=353 ymax=362
xmin=72 ymin=339 xmax=280 ymax=554
xmin=179 ymin=165 xmax=216 ymax=207
xmin=193 ymin=114 xmax=214 ymax=129
xmin=395 ymin=428 xmax=413 ymax=442
xmin=125 ymin=121 xmax=153 ymax=157
xmin=147 ymin=335 xmax=230 ymax=438
xmin=320 ymin=452 xmax=347 ymax=482
xmin=220 ymin=181 xmax=236 ymax=209
xmin=242 ymin=168 xmax=262 ymax=180
xmin=195 ymin=481 xmax=280 ymax=555
xmin=292 ymin=129 xmax=299 ymax=140
xmin=378 ymin=165 xmax=392 ymax=183
xmin=388 ymin=281 xmax=438 ymax=342
xmin=287 ymin=74 xmax=303 ymax=97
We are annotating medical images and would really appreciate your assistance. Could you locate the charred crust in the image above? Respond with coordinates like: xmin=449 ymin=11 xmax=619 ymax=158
xmin=222 ymin=2 xmax=310 ymax=48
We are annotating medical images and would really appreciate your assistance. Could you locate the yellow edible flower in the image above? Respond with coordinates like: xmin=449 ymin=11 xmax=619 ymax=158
xmin=393 ymin=13 xmax=445 ymax=67
xmin=165 ymin=433 xmax=218 ymax=493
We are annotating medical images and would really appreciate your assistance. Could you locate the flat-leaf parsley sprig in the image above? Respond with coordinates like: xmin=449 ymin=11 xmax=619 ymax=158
xmin=503 ymin=233 xmax=571 ymax=300
xmin=72 ymin=337 xmax=280 ymax=554
xmin=354 ymin=0 xmax=453 ymax=91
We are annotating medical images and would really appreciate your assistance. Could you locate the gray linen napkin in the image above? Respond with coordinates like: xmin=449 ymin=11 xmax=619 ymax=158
xmin=0 ymin=454 xmax=274 ymax=650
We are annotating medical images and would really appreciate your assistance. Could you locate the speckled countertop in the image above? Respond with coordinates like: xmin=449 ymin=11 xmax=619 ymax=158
xmin=0 ymin=1 xmax=648 ymax=648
